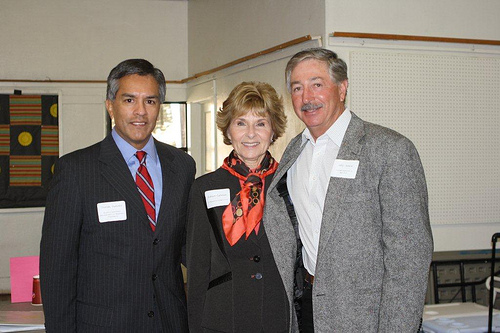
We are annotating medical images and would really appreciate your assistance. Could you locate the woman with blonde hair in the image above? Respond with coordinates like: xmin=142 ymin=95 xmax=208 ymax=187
xmin=187 ymin=81 xmax=289 ymax=332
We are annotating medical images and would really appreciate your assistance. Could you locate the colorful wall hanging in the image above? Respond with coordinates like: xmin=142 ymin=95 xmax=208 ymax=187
xmin=0 ymin=94 xmax=58 ymax=208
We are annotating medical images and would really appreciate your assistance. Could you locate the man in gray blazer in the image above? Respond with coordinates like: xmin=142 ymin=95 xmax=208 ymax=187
xmin=40 ymin=59 xmax=195 ymax=332
xmin=264 ymin=48 xmax=433 ymax=332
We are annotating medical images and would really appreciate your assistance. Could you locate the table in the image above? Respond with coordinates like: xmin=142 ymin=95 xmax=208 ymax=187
xmin=0 ymin=301 xmax=45 ymax=332
xmin=423 ymin=302 xmax=500 ymax=332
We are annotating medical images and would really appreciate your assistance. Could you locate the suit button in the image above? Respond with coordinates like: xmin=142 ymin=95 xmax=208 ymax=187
xmin=148 ymin=311 xmax=154 ymax=317
xmin=153 ymin=239 xmax=159 ymax=245
xmin=255 ymin=273 xmax=263 ymax=280
xmin=152 ymin=274 xmax=157 ymax=281
xmin=253 ymin=255 xmax=261 ymax=262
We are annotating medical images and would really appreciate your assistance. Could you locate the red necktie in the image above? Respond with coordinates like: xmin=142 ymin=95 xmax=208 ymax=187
xmin=135 ymin=151 xmax=156 ymax=231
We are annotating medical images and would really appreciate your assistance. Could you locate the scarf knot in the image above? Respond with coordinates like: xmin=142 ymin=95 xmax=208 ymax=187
xmin=221 ymin=151 xmax=278 ymax=246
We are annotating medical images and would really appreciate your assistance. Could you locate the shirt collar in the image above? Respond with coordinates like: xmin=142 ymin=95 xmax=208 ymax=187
xmin=301 ymin=108 xmax=352 ymax=146
xmin=111 ymin=128 xmax=158 ymax=165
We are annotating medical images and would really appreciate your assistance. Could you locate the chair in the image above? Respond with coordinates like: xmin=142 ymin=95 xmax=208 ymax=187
xmin=485 ymin=276 xmax=500 ymax=304
xmin=488 ymin=233 xmax=500 ymax=333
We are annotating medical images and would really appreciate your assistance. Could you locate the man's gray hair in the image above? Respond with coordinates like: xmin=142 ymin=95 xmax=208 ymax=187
xmin=106 ymin=59 xmax=166 ymax=102
xmin=285 ymin=48 xmax=348 ymax=92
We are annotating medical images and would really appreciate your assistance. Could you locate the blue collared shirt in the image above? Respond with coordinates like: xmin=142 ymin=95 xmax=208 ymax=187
xmin=112 ymin=129 xmax=163 ymax=220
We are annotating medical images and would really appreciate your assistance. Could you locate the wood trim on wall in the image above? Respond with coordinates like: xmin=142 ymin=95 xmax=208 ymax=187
xmin=0 ymin=35 xmax=314 ymax=85
xmin=180 ymin=35 xmax=313 ymax=82
xmin=331 ymin=32 xmax=500 ymax=46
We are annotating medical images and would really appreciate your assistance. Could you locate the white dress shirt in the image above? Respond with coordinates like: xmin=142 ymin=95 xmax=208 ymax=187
xmin=287 ymin=109 xmax=351 ymax=275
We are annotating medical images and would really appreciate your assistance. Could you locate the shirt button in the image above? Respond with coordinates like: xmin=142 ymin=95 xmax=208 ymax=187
xmin=152 ymin=274 xmax=158 ymax=281
xmin=253 ymin=255 xmax=261 ymax=262
xmin=153 ymin=239 xmax=159 ymax=245
xmin=148 ymin=311 xmax=154 ymax=318
xmin=255 ymin=273 xmax=263 ymax=280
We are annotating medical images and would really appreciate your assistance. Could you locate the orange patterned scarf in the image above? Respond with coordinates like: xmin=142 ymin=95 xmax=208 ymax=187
xmin=221 ymin=150 xmax=278 ymax=246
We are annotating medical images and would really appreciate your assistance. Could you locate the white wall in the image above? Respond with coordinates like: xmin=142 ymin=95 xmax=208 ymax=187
xmin=0 ymin=82 xmax=107 ymax=292
xmin=186 ymin=0 xmax=325 ymax=178
xmin=186 ymin=40 xmax=321 ymax=175
xmin=325 ymin=0 xmax=500 ymax=252
xmin=187 ymin=0 xmax=500 ymax=253
xmin=325 ymin=0 xmax=500 ymax=40
xmin=1 ymin=0 xmax=499 ymax=292
xmin=0 ymin=80 xmax=186 ymax=292
xmin=187 ymin=0 xmax=325 ymax=76
xmin=0 ymin=0 xmax=188 ymax=81
xmin=0 ymin=0 xmax=188 ymax=292
xmin=0 ymin=208 xmax=44 ymax=293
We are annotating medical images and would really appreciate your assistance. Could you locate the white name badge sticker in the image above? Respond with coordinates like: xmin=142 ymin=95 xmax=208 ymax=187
xmin=331 ymin=159 xmax=360 ymax=179
xmin=97 ymin=201 xmax=127 ymax=223
xmin=205 ymin=189 xmax=230 ymax=209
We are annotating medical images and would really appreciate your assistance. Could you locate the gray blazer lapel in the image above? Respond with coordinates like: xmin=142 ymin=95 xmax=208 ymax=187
xmin=318 ymin=112 xmax=365 ymax=256
xmin=99 ymin=135 xmax=146 ymax=221
xmin=264 ymin=133 xmax=308 ymax=329
xmin=269 ymin=133 xmax=306 ymax=192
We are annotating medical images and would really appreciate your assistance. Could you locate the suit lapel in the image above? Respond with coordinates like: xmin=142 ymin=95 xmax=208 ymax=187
xmin=99 ymin=135 xmax=147 ymax=224
xmin=268 ymin=133 xmax=306 ymax=192
xmin=317 ymin=112 xmax=365 ymax=256
xmin=265 ymin=134 xmax=306 ymax=282
xmin=154 ymin=141 xmax=178 ymax=234
xmin=207 ymin=170 xmax=236 ymax=255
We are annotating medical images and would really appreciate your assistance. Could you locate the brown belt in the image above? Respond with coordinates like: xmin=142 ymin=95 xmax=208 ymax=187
xmin=304 ymin=271 xmax=315 ymax=285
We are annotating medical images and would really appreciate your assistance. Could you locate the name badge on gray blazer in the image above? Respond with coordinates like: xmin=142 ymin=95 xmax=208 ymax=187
xmin=331 ymin=159 xmax=360 ymax=179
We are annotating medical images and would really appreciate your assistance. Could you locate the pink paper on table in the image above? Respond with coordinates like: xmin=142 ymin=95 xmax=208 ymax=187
xmin=9 ymin=256 xmax=39 ymax=303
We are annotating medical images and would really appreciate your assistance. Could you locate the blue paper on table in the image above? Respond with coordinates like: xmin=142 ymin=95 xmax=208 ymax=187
xmin=423 ymin=313 xmax=500 ymax=332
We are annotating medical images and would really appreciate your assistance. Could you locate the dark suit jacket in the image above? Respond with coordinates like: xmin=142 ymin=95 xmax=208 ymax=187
xmin=186 ymin=167 xmax=289 ymax=333
xmin=264 ymin=112 xmax=433 ymax=332
xmin=40 ymin=134 xmax=195 ymax=333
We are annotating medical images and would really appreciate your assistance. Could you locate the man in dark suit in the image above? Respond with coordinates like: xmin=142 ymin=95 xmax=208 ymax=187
xmin=40 ymin=59 xmax=195 ymax=332
xmin=264 ymin=48 xmax=433 ymax=332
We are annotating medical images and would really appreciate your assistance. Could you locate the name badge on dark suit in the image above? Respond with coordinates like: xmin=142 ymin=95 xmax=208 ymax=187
xmin=97 ymin=200 xmax=127 ymax=223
